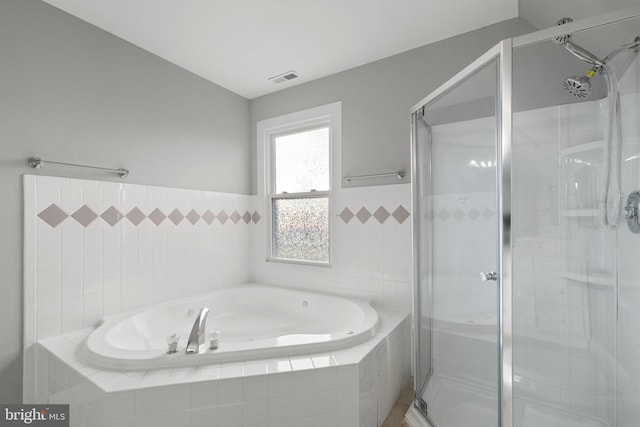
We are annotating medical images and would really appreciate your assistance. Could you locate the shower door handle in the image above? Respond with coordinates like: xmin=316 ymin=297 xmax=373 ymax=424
xmin=480 ymin=271 xmax=498 ymax=282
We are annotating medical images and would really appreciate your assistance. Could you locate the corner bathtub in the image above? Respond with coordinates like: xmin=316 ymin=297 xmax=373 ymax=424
xmin=84 ymin=284 xmax=380 ymax=370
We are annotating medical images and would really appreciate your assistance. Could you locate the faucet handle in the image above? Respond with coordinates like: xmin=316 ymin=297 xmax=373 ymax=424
xmin=480 ymin=271 xmax=498 ymax=282
xmin=167 ymin=334 xmax=180 ymax=354
xmin=209 ymin=331 xmax=220 ymax=350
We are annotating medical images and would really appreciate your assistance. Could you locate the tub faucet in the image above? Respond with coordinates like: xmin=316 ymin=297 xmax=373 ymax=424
xmin=186 ymin=307 xmax=209 ymax=354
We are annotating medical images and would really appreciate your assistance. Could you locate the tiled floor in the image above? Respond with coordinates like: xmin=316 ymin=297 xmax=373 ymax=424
xmin=382 ymin=379 xmax=414 ymax=427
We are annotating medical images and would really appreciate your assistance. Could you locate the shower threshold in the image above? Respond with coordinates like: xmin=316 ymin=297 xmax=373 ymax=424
xmin=416 ymin=374 xmax=609 ymax=427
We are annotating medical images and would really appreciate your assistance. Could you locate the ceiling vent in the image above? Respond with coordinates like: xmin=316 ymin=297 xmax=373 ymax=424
xmin=268 ymin=70 xmax=299 ymax=84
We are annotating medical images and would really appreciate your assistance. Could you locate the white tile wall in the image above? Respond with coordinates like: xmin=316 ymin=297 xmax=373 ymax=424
xmin=25 ymin=175 xmax=253 ymax=342
xmin=251 ymin=183 xmax=413 ymax=310
xmin=25 ymin=178 xmax=411 ymax=347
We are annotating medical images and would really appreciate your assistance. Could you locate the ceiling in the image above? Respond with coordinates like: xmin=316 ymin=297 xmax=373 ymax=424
xmin=41 ymin=0 xmax=637 ymax=99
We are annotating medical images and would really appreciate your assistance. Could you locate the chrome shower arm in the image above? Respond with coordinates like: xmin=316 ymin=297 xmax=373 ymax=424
xmin=562 ymin=39 xmax=605 ymax=68
xmin=553 ymin=17 xmax=605 ymax=68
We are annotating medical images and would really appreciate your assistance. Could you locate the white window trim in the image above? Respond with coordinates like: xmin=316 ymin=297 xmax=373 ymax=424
xmin=256 ymin=102 xmax=342 ymax=267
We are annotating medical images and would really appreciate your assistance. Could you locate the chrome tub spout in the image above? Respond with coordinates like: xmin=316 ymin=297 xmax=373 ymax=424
xmin=186 ymin=307 xmax=209 ymax=354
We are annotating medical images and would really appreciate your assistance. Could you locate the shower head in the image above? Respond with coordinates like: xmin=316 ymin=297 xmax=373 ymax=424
xmin=563 ymin=67 xmax=598 ymax=98
xmin=563 ymin=75 xmax=591 ymax=98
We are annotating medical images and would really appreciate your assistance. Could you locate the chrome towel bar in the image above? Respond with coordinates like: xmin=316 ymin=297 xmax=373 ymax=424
xmin=28 ymin=157 xmax=130 ymax=178
xmin=343 ymin=171 xmax=405 ymax=183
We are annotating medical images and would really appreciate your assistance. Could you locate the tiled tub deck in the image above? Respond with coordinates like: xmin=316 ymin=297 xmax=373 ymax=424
xmin=34 ymin=310 xmax=410 ymax=427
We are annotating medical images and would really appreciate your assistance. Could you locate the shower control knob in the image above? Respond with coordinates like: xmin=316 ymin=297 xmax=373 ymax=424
xmin=625 ymin=191 xmax=640 ymax=234
xmin=480 ymin=271 xmax=498 ymax=282
xmin=625 ymin=205 xmax=636 ymax=220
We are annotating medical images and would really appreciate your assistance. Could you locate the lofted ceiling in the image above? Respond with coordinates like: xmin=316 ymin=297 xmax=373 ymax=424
xmin=40 ymin=0 xmax=637 ymax=99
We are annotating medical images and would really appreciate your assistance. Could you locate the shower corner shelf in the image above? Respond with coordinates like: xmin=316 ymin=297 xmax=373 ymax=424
xmin=560 ymin=140 xmax=604 ymax=157
xmin=562 ymin=270 xmax=614 ymax=287
xmin=561 ymin=209 xmax=598 ymax=217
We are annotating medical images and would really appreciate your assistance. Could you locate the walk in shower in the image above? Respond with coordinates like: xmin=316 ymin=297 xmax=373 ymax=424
xmin=409 ymin=8 xmax=640 ymax=427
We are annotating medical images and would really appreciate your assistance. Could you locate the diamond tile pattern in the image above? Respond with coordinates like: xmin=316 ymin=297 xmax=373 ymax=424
xmin=35 ymin=199 xmax=418 ymax=229
xmin=339 ymin=208 xmax=355 ymax=224
xmin=71 ymin=205 xmax=98 ymax=227
xmin=101 ymin=206 xmax=123 ymax=227
xmin=356 ymin=207 xmax=372 ymax=224
xmin=126 ymin=207 xmax=146 ymax=226
xmin=39 ymin=205 xmax=261 ymax=227
xmin=482 ymin=208 xmax=495 ymax=220
xmin=230 ymin=210 xmax=241 ymax=224
xmin=373 ymin=206 xmax=390 ymax=224
xmin=430 ymin=207 xmax=495 ymax=221
xmin=168 ymin=209 xmax=184 ymax=225
xmin=217 ymin=210 xmax=229 ymax=224
xmin=437 ymin=209 xmax=450 ymax=221
xmin=336 ymin=205 xmax=412 ymax=225
xmin=186 ymin=209 xmax=200 ymax=225
xmin=148 ymin=208 xmax=166 ymax=226
xmin=202 ymin=210 xmax=215 ymax=225
xmin=392 ymin=206 xmax=411 ymax=224
xmin=38 ymin=204 xmax=68 ymax=228
xmin=39 ymin=200 xmax=413 ymax=230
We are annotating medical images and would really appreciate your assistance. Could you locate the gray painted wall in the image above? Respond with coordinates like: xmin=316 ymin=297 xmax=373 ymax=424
xmin=0 ymin=0 xmax=537 ymax=404
xmin=0 ymin=0 xmax=250 ymax=402
xmin=250 ymin=18 xmax=537 ymax=192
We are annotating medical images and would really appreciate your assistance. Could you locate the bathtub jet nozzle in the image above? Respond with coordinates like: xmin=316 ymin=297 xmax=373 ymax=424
xmin=186 ymin=307 xmax=209 ymax=354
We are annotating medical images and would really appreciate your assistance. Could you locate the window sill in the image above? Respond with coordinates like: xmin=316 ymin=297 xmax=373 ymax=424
xmin=266 ymin=258 xmax=332 ymax=268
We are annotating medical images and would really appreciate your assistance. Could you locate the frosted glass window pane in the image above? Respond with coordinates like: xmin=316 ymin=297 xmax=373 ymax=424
xmin=274 ymin=127 xmax=329 ymax=193
xmin=272 ymin=197 xmax=329 ymax=262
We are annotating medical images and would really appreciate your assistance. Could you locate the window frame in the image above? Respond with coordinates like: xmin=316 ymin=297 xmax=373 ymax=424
xmin=257 ymin=102 xmax=341 ymax=268
xmin=267 ymin=123 xmax=332 ymax=266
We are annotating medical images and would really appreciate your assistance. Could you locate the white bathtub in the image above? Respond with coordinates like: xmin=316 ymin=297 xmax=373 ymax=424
xmin=84 ymin=284 xmax=380 ymax=370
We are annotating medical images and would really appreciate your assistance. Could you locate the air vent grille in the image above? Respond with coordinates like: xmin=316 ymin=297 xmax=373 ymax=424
xmin=269 ymin=70 xmax=299 ymax=84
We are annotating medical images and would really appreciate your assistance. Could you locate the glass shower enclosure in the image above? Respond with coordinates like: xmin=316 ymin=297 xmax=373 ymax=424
xmin=410 ymin=7 xmax=640 ymax=427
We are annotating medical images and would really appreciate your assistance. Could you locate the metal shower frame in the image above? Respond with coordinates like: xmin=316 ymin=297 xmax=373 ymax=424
xmin=409 ymin=5 xmax=640 ymax=427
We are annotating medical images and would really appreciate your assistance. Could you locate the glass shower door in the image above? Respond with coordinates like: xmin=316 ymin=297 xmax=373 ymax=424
xmin=413 ymin=56 xmax=501 ymax=427
xmin=510 ymin=14 xmax=640 ymax=427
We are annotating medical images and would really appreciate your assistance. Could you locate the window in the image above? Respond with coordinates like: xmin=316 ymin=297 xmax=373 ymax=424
xmin=270 ymin=127 xmax=330 ymax=263
xmin=258 ymin=102 xmax=341 ymax=266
